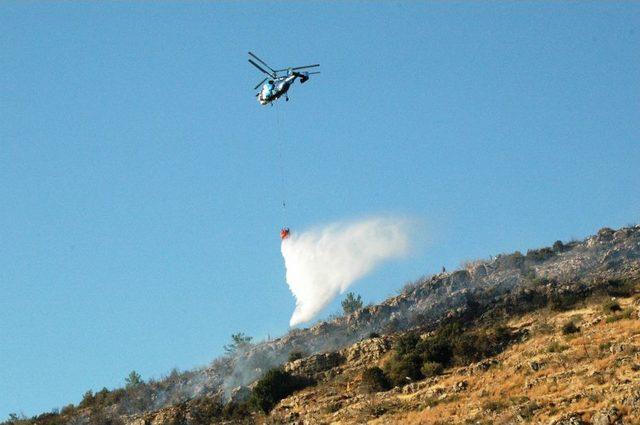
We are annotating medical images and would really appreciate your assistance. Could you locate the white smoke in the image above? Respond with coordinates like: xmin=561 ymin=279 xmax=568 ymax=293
xmin=281 ymin=216 xmax=410 ymax=326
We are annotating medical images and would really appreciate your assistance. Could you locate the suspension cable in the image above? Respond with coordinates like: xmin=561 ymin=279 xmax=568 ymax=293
xmin=275 ymin=106 xmax=287 ymax=226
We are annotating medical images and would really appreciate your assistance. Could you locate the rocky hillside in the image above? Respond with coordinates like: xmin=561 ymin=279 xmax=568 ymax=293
xmin=213 ymin=225 xmax=640 ymax=394
xmin=5 ymin=225 xmax=640 ymax=425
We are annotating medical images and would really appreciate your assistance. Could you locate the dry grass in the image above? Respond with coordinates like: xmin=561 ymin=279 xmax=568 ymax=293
xmin=267 ymin=296 xmax=639 ymax=425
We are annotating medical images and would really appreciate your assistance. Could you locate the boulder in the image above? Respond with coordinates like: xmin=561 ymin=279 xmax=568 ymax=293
xmin=597 ymin=227 xmax=615 ymax=242
xmin=549 ymin=413 xmax=587 ymax=425
xmin=591 ymin=407 xmax=622 ymax=425
xmin=343 ymin=336 xmax=392 ymax=365
xmin=471 ymin=264 xmax=487 ymax=279
xmin=452 ymin=380 xmax=468 ymax=392
xmin=450 ymin=270 xmax=471 ymax=288
xmin=284 ymin=352 xmax=345 ymax=378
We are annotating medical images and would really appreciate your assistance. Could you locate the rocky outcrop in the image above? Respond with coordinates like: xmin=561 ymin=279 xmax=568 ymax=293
xmin=283 ymin=352 xmax=344 ymax=379
xmin=591 ymin=407 xmax=623 ymax=425
xmin=178 ymin=225 xmax=640 ymax=407
xmin=69 ymin=226 xmax=640 ymax=425
xmin=341 ymin=336 xmax=392 ymax=367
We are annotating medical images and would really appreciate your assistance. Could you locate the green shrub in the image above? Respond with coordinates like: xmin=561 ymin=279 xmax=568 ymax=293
xmin=385 ymin=353 xmax=423 ymax=386
xmin=547 ymin=341 xmax=568 ymax=353
xmin=606 ymin=307 xmax=635 ymax=323
xmin=30 ymin=413 xmax=65 ymax=425
xmin=341 ymin=292 xmax=363 ymax=314
xmin=223 ymin=333 xmax=253 ymax=356
xmin=394 ymin=332 xmax=421 ymax=357
xmin=561 ymin=320 xmax=580 ymax=335
xmin=250 ymin=368 xmax=310 ymax=413
xmin=420 ymin=361 xmax=444 ymax=378
xmin=79 ymin=390 xmax=95 ymax=408
xmin=450 ymin=325 xmax=511 ymax=365
xmin=419 ymin=337 xmax=454 ymax=366
xmin=599 ymin=342 xmax=612 ymax=351
xmin=603 ymin=300 xmax=622 ymax=314
xmin=526 ymin=247 xmax=555 ymax=263
xmin=621 ymin=307 xmax=635 ymax=319
xmin=483 ymin=399 xmax=508 ymax=412
xmin=60 ymin=405 xmax=75 ymax=416
xmin=361 ymin=367 xmax=392 ymax=393
xmin=385 ymin=323 xmax=512 ymax=387
xmin=550 ymin=292 xmax=579 ymax=311
xmin=605 ymin=279 xmax=636 ymax=297
xmin=496 ymin=251 xmax=525 ymax=270
xmin=125 ymin=371 xmax=143 ymax=388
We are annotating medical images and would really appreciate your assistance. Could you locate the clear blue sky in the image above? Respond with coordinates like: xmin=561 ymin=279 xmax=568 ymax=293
xmin=1 ymin=2 xmax=638 ymax=418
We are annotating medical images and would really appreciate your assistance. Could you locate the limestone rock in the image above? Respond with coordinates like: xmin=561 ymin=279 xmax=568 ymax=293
xmin=284 ymin=352 xmax=345 ymax=378
xmin=592 ymin=406 xmax=622 ymax=425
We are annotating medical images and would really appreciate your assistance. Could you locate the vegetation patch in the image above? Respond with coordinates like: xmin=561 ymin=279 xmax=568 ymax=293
xmin=483 ymin=399 xmax=509 ymax=413
xmin=605 ymin=307 xmax=635 ymax=323
xmin=561 ymin=320 xmax=580 ymax=335
xmin=603 ymin=299 xmax=622 ymax=314
xmin=250 ymin=368 xmax=312 ymax=413
xmin=361 ymin=367 xmax=392 ymax=393
xmin=384 ymin=323 xmax=513 ymax=387
xmin=547 ymin=341 xmax=569 ymax=353
xmin=605 ymin=278 xmax=637 ymax=297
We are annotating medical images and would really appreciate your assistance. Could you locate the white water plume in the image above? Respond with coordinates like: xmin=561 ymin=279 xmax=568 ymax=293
xmin=281 ymin=217 xmax=410 ymax=326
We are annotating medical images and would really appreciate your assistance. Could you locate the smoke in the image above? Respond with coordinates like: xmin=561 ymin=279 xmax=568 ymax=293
xmin=281 ymin=216 xmax=410 ymax=326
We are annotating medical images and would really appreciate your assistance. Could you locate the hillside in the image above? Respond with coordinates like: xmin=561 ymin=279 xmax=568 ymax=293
xmin=5 ymin=225 xmax=640 ymax=425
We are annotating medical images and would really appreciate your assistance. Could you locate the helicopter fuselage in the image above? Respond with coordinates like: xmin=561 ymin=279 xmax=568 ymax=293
xmin=258 ymin=74 xmax=298 ymax=105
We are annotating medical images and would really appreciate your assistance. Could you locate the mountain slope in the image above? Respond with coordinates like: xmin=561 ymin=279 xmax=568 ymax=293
xmin=5 ymin=225 xmax=640 ymax=425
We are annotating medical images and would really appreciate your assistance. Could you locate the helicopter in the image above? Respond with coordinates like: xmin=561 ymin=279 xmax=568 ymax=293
xmin=248 ymin=52 xmax=320 ymax=105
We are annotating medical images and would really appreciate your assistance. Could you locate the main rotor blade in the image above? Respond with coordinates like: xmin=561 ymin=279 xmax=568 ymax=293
xmin=248 ymin=59 xmax=275 ymax=77
xmin=248 ymin=52 xmax=277 ymax=75
xmin=275 ymin=64 xmax=320 ymax=72
xmin=307 ymin=71 xmax=321 ymax=75
xmin=253 ymin=77 xmax=267 ymax=90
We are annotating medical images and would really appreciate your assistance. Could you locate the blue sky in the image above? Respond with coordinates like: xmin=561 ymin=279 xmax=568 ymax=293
xmin=1 ymin=2 xmax=638 ymax=418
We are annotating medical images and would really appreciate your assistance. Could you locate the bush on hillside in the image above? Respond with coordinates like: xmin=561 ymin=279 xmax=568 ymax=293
xmin=526 ymin=247 xmax=556 ymax=263
xmin=420 ymin=361 xmax=444 ymax=378
xmin=341 ymin=292 xmax=364 ymax=315
xmin=125 ymin=371 xmax=143 ymax=388
xmin=385 ymin=352 xmax=424 ymax=386
xmin=549 ymin=291 xmax=580 ymax=311
xmin=361 ymin=367 xmax=392 ymax=393
xmin=561 ymin=320 xmax=580 ymax=335
xmin=224 ymin=333 xmax=253 ymax=356
xmin=605 ymin=279 xmax=636 ymax=297
xmin=496 ymin=251 xmax=525 ymax=271
xmin=384 ymin=323 xmax=512 ymax=387
xmin=250 ymin=368 xmax=311 ymax=413
xmin=603 ymin=299 xmax=622 ymax=314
